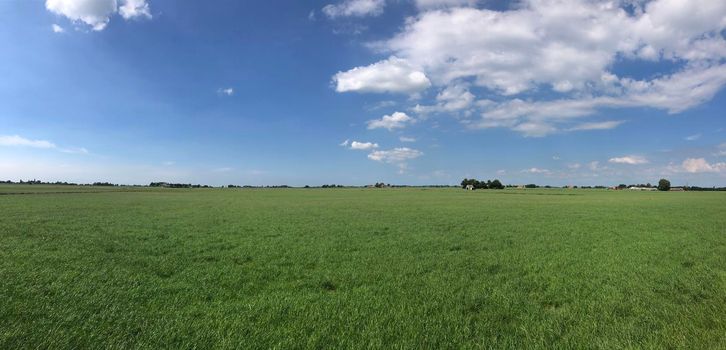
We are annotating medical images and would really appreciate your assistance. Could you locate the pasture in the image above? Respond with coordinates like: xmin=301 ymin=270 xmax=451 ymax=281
xmin=1 ymin=186 xmax=724 ymax=348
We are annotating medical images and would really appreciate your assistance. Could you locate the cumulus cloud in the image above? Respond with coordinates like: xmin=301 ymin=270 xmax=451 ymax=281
xmin=52 ymin=24 xmax=65 ymax=33
xmin=399 ymin=136 xmax=416 ymax=142
xmin=368 ymin=147 xmax=423 ymax=172
xmin=119 ymin=0 xmax=151 ymax=19
xmin=384 ymin=1 xmax=726 ymax=93
xmin=217 ymin=87 xmax=234 ymax=96
xmin=681 ymin=158 xmax=726 ymax=173
xmin=333 ymin=56 xmax=431 ymax=94
xmin=413 ymin=84 xmax=475 ymax=114
xmin=323 ymin=0 xmax=385 ymax=18
xmin=609 ymin=155 xmax=649 ymax=165
xmin=341 ymin=0 xmax=726 ymax=136
xmin=45 ymin=0 xmax=151 ymax=31
xmin=367 ymin=111 xmax=414 ymax=130
xmin=349 ymin=141 xmax=379 ymax=150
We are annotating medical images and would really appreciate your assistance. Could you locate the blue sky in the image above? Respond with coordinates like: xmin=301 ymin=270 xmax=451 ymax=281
xmin=1 ymin=0 xmax=725 ymax=186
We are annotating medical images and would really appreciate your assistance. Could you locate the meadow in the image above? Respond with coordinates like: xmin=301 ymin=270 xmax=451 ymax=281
xmin=1 ymin=185 xmax=724 ymax=349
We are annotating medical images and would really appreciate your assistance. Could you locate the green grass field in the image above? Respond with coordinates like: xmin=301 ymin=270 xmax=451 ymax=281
xmin=1 ymin=185 xmax=725 ymax=349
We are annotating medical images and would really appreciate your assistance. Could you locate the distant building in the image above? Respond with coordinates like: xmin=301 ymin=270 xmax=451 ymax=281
xmin=465 ymin=184 xmax=475 ymax=191
xmin=670 ymin=187 xmax=685 ymax=191
xmin=629 ymin=186 xmax=657 ymax=191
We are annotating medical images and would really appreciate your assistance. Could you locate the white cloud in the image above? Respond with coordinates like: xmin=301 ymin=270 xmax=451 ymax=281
xmin=685 ymin=134 xmax=701 ymax=141
xmin=339 ymin=139 xmax=350 ymax=147
xmin=512 ymin=122 xmax=557 ymax=137
xmin=415 ymin=0 xmax=478 ymax=10
xmin=343 ymin=0 xmax=726 ymax=136
xmin=567 ymin=120 xmax=625 ymax=131
xmin=333 ymin=56 xmax=431 ymax=94
xmin=368 ymin=147 xmax=423 ymax=173
xmin=399 ymin=136 xmax=416 ymax=142
xmin=609 ymin=155 xmax=649 ymax=165
xmin=60 ymin=147 xmax=89 ymax=155
xmin=349 ymin=141 xmax=379 ymax=150
xmin=368 ymin=147 xmax=423 ymax=166
xmin=119 ymin=0 xmax=151 ymax=20
xmin=681 ymin=158 xmax=726 ymax=173
xmin=45 ymin=0 xmax=151 ymax=31
xmin=383 ymin=2 xmax=726 ymax=94
xmin=413 ymin=84 xmax=474 ymax=114
xmin=588 ymin=161 xmax=602 ymax=171
xmin=0 ymin=135 xmax=89 ymax=155
xmin=323 ymin=0 xmax=385 ymax=18
xmin=0 ymin=135 xmax=57 ymax=149
xmin=471 ymin=63 xmax=726 ymax=135
xmin=715 ymin=143 xmax=726 ymax=157
xmin=217 ymin=87 xmax=234 ymax=96
xmin=52 ymin=24 xmax=65 ymax=33
xmin=46 ymin=0 xmax=118 ymax=31
xmin=522 ymin=167 xmax=551 ymax=174
xmin=367 ymin=111 xmax=414 ymax=131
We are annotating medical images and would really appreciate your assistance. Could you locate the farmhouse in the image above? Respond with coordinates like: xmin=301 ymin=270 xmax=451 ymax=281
xmin=465 ymin=184 xmax=475 ymax=191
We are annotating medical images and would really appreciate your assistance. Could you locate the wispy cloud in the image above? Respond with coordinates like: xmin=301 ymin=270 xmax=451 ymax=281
xmin=521 ymin=167 xmax=551 ymax=174
xmin=0 ymin=135 xmax=56 ymax=149
xmin=368 ymin=147 xmax=423 ymax=173
xmin=608 ymin=155 xmax=648 ymax=165
xmin=684 ymin=134 xmax=701 ymax=141
xmin=567 ymin=120 xmax=625 ymax=132
xmin=0 ymin=135 xmax=88 ymax=155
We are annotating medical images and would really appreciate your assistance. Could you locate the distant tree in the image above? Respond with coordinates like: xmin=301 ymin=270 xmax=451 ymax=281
xmin=525 ymin=184 xmax=537 ymax=189
xmin=658 ymin=178 xmax=671 ymax=191
xmin=490 ymin=179 xmax=504 ymax=189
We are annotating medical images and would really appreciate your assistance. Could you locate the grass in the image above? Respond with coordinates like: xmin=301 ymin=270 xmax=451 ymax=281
xmin=1 ymin=185 xmax=725 ymax=348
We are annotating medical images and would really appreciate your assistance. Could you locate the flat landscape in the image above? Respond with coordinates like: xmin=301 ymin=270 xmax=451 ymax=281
xmin=1 ymin=185 xmax=725 ymax=349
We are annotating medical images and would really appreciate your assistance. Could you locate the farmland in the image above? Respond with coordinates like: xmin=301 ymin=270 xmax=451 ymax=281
xmin=1 ymin=185 xmax=725 ymax=349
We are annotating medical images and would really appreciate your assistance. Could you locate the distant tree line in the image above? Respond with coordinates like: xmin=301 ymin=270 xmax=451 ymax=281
xmin=460 ymin=178 xmax=505 ymax=190
xmin=150 ymin=182 xmax=214 ymax=188
xmin=2 ymin=178 xmax=724 ymax=190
